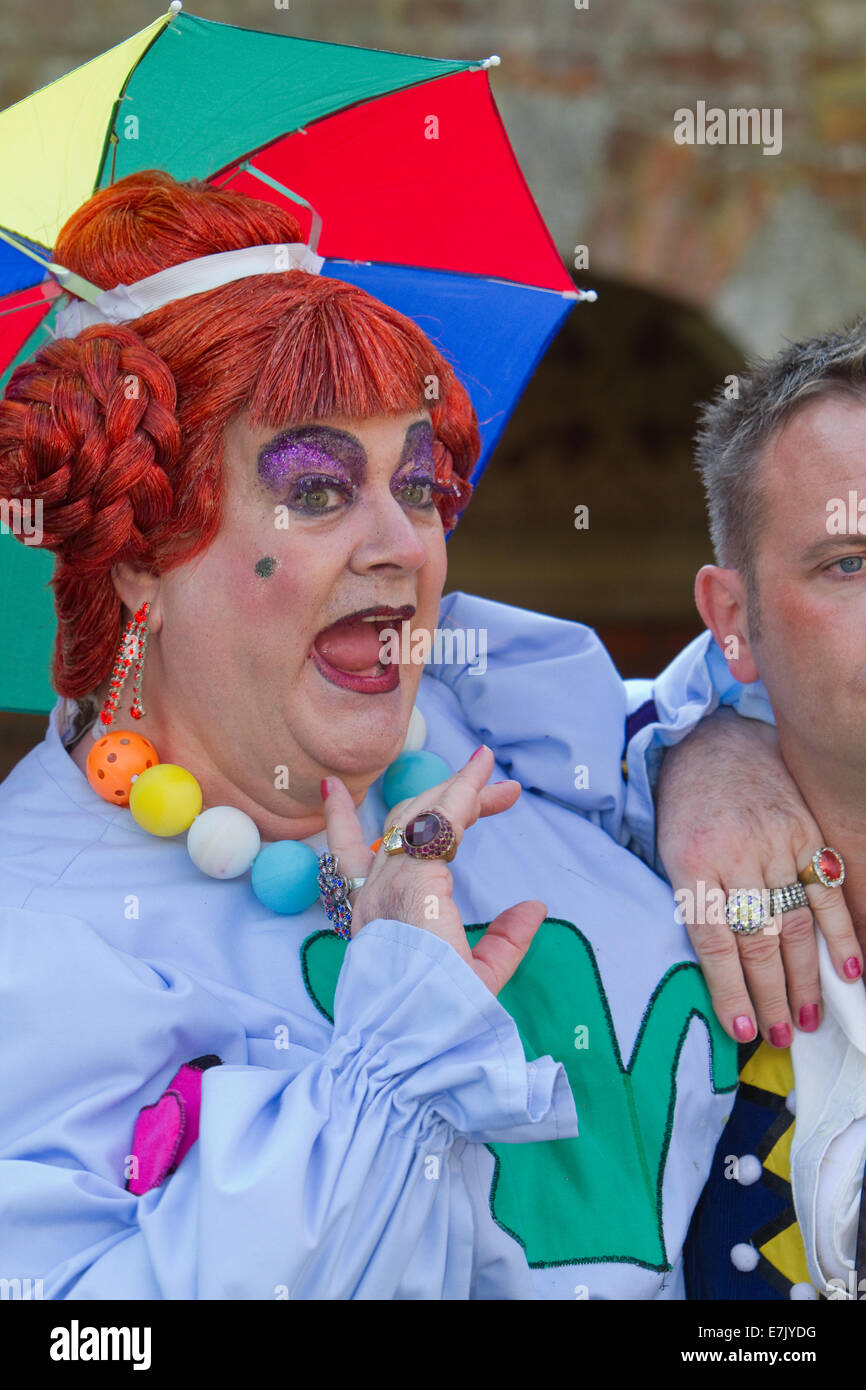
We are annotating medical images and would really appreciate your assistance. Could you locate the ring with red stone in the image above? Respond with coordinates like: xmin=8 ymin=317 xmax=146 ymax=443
xmin=382 ymin=810 xmax=458 ymax=863
xmin=798 ymin=846 xmax=846 ymax=889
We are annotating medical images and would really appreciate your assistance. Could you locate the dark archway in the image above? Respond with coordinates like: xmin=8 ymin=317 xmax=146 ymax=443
xmin=445 ymin=273 xmax=747 ymax=676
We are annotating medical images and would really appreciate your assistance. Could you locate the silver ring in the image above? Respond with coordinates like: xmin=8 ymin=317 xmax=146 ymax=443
xmin=769 ymin=882 xmax=809 ymax=917
xmin=346 ymin=876 xmax=366 ymax=894
xmin=725 ymin=889 xmax=768 ymax=935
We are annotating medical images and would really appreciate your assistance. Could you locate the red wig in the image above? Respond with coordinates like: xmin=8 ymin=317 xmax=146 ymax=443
xmin=0 ymin=170 xmax=477 ymax=699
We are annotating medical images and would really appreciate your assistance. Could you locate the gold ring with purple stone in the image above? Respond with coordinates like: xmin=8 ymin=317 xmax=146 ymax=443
xmin=382 ymin=810 xmax=458 ymax=862
xmin=799 ymin=846 xmax=846 ymax=889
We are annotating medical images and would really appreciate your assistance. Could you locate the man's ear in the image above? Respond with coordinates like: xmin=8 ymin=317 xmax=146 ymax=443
xmin=110 ymin=563 xmax=162 ymax=635
xmin=695 ymin=565 xmax=760 ymax=684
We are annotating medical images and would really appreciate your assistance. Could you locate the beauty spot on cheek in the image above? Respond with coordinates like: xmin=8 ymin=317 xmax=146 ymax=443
xmin=254 ymin=556 xmax=278 ymax=579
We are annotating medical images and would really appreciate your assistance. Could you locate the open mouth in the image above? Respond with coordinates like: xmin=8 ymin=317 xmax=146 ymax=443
xmin=309 ymin=604 xmax=415 ymax=694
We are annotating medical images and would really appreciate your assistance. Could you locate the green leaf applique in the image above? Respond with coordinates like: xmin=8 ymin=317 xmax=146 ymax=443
xmin=300 ymin=918 xmax=736 ymax=1269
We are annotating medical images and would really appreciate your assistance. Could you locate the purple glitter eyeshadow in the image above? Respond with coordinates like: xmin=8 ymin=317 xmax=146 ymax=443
xmin=398 ymin=422 xmax=434 ymax=473
xmin=256 ymin=420 xmax=436 ymax=505
xmin=257 ymin=427 xmax=364 ymax=493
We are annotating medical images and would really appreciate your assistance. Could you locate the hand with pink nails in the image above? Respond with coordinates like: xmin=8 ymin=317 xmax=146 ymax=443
xmin=322 ymin=744 xmax=547 ymax=996
xmin=657 ymin=708 xmax=863 ymax=1050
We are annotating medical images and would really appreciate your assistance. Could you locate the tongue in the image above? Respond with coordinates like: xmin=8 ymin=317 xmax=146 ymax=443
xmin=314 ymin=617 xmax=387 ymax=673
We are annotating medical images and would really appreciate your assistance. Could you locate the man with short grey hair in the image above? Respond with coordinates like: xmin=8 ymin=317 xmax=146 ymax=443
xmin=682 ymin=318 xmax=866 ymax=1299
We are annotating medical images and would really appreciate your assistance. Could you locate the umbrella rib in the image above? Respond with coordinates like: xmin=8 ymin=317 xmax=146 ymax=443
xmin=0 ymin=227 xmax=55 ymax=269
xmin=95 ymin=13 xmax=178 ymax=191
xmin=0 ymin=298 xmax=54 ymax=320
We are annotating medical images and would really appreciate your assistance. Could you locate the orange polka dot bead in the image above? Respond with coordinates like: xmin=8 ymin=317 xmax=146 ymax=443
xmin=87 ymin=730 xmax=160 ymax=807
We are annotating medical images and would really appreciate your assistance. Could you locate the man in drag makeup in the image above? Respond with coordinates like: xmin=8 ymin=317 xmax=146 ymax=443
xmin=0 ymin=169 xmax=844 ymax=1300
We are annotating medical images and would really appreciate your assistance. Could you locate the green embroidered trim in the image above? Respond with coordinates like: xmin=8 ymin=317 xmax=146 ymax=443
xmin=301 ymin=929 xmax=339 ymax=1024
xmin=300 ymin=917 xmax=737 ymax=1270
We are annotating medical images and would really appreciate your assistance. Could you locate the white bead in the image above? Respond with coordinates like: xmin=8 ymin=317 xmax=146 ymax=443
xmin=785 ymin=1088 xmax=797 ymax=1115
xmin=187 ymin=806 xmax=261 ymax=879
xmin=730 ymin=1243 xmax=759 ymax=1272
xmin=401 ymin=705 xmax=427 ymax=753
xmin=735 ymin=1154 xmax=762 ymax=1186
xmin=790 ymin=1282 xmax=817 ymax=1300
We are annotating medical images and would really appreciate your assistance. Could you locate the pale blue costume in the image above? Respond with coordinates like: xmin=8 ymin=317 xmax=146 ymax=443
xmin=0 ymin=592 xmax=754 ymax=1299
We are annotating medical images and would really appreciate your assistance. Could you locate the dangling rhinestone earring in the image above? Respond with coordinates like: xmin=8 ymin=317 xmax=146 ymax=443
xmin=100 ymin=601 xmax=151 ymax=730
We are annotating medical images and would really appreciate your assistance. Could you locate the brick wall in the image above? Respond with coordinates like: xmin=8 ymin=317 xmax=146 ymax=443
xmin=2 ymin=1 xmax=864 ymax=770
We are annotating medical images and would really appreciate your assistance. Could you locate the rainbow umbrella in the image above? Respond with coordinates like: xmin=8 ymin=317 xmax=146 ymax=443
xmin=0 ymin=3 xmax=587 ymax=712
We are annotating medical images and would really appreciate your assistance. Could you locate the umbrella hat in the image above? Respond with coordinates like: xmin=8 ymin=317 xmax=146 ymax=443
xmin=0 ymin=4 xmax=590 ymax=712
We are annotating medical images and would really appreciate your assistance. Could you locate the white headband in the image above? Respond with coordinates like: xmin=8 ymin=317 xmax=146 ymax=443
xmin=52 ymin=242 xmax=326 ymax=338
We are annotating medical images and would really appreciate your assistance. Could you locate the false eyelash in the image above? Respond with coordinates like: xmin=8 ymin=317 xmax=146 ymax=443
xmin=397 ymin=471 xmax=455 ymax=496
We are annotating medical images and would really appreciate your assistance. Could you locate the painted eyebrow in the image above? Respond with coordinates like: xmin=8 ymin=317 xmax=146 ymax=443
xmin=395 ymin=419 xmax=434 ymax=462
xmin=258 ymin=424 xmax=363 ymax=462
xmin=257 ymin=419 xmax=433 ymax=469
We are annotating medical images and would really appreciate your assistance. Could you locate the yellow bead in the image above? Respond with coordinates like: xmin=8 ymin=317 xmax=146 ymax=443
xmin=129 ymin=763 xmax=202 ymax=837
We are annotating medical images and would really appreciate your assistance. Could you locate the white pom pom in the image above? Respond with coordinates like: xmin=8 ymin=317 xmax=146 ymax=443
xmin=785 ymin=1088 xmax=797 ymax=1115
xmin=790 ymin=1282 xmax=817 ymax=1300
xmin=187 ymin=806 xmax=261 ymax=879
xmin=401 ymin=705 xmax=427 ymax=753
xmin=730 ymin=1243 xmax=759 ymax=1272
xmin=735 ymin=1154 xmax=762 ymax=1186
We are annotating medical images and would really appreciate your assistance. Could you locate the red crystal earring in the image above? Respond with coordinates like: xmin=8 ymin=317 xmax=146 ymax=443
xmin=100 ymin=601 xmax=150 ymax=729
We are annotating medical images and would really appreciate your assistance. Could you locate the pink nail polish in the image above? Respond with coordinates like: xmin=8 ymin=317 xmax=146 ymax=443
xmin=770 ymin=1022 xmax=792 ymax=1048
xmin=844 ymin=956 xmax=862 ymax=980
xmin=469 ymin=745 xmax=486 ymax=761
xmin=799 ymin=1003 xmax=819 ymax=1031
xmin=733 ymin=1015 xmax=756 ymax=1042
xmin=320 ymin=778 xmax=329 ymax=801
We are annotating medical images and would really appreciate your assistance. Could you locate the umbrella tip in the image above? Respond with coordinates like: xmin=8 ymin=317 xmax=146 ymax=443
xmin=168 ymin=1 xmax=182 ymax=13
xmin=483 ymin=54 xmax=501 ymax=68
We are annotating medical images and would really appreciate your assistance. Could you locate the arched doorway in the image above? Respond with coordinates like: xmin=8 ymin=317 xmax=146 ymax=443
xmin=446 ymin=273 xmax=747 ymax=676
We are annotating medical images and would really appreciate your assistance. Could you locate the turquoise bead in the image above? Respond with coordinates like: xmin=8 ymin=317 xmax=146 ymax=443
xmin=382 ymin=750 xmax=451 ymax=809
xmin=251 ymin=840 xmax=321 ymax=914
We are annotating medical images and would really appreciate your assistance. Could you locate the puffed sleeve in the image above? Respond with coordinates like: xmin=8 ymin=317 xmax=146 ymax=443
xmin=426 ymin=592 xmax=775 ymax=863
xmin=621 ymin=630 xmax=776 ymax=869
xmin=426 ymin=590 xmax=631 ymax=839
xmin=0 ymin=909 xmax=575 ymax=1300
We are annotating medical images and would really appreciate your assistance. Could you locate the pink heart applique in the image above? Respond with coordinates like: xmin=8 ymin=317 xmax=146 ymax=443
xmin=126 ymin=1089 xmax=186 ymax=1196
xmin=125 ymin=1055 xmax=221 ymax=1195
